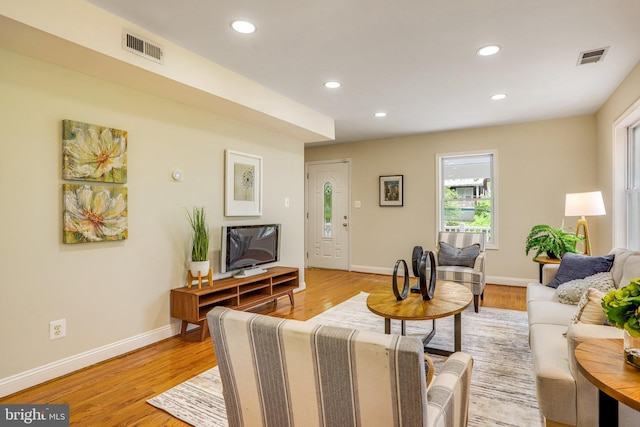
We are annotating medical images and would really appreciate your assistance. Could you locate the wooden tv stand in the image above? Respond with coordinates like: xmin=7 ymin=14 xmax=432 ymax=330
xmin=170 ymin=266 xmax=298 ymax=341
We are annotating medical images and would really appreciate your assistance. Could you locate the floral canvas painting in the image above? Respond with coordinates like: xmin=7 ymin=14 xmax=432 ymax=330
xmin=63 ymin=184 xmax=128 ymax=243
xmin=62 ymin=120 xmax=127 ymax=183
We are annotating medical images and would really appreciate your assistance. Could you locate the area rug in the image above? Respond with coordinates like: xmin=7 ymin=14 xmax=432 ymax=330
xmin=148 ymin=292 xmax=544 ymax=427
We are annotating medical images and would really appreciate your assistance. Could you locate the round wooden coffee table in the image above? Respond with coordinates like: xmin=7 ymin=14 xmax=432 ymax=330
xmin=575 ymin=338 xmax=640 ymax=427
xmin=366 ymin=281 xmax=472 ymax=356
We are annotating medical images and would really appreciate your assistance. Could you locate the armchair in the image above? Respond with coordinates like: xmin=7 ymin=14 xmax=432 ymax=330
xmin=435 ymin=232 xmax=486 ymax=312
xmin=208 ymin=306 xmax=474 ymax=427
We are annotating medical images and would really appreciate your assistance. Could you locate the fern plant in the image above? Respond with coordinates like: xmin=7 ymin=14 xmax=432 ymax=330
xmin=525 ymin=224 xmax=584 ymax=259
xmin=186 ymin=206 xmax=210 ymax=262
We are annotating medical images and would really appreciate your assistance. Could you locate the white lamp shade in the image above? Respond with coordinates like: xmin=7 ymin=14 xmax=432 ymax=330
xmin=565 ymin=191 xmax=606 ymax=217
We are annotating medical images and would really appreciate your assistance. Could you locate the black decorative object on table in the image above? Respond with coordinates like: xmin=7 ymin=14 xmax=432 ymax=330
xmin=409 ymin=246 xmax=437 ymax=299
xmin=410 ymin=246 xmax=423 ymax=293
xmin=392 ymin=259 xmax=410 ymax=301
xmin=418 ymin=250 xmax=437 ymax=300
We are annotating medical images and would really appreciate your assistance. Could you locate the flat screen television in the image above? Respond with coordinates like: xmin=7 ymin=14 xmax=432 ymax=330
xmin=220 ymin=224 xmax=281 ymax=277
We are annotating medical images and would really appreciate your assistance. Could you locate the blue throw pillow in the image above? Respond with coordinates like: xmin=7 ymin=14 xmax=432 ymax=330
xmin=546 ymin=253 xmax=615 ymax=289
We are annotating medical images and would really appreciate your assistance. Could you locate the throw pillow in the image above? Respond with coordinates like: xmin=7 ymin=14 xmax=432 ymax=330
xmin=620 ymin=253 xmax=640 ymax=289
xmin=571 ymin=288 xmax=609 ymax=325
xmin=546 ymin=253 xmax=615 ymax=289
xmin=556 ymin=272 xmax=615 ymax=305
xmin=438 ymin=242 xmax=480 ymax=268
xmin=607 ymin=248 xmax=637 ymax=286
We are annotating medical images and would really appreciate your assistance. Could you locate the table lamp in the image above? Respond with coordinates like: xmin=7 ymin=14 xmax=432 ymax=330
xmin=564 ymin=191 xmax=606 ymax=255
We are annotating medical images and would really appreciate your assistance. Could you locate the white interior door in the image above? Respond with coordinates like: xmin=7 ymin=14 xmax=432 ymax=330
xmin=306 ymin=161 xmax=350 ymax=270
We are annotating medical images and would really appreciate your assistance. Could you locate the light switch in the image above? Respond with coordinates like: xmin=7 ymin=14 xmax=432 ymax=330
xmin=354 ymin=200 xmax=361 ymax=208
xmin=284 ymin=197 xmax=290 ymax=208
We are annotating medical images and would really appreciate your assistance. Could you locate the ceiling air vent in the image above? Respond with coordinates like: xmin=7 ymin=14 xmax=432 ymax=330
xmin=577 ymin=47 xmax=609 ymax=66
xmin=122 ymin=31 xmax=164 ymax=64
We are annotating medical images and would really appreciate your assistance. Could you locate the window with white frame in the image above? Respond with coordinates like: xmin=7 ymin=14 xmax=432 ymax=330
xmin=437 ymin=151 xmax=497 ymax=246
xmin=614 ymin=101 xmax=640 ymax=250
xmin=627 ymin=121 xmax=640 ymax=250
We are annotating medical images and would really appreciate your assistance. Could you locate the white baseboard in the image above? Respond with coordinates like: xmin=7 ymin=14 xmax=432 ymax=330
xmin=0 ymin=323 xmax=181 ymax=398
xmin=350 ymin=265 xmax=534 ymax=288
xmin=485 ymin=275 xmax=534 ymax=287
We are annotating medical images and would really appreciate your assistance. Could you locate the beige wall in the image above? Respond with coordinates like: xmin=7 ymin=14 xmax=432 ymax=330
xmin=595 ymin=62 xmax=640 ymax=249
xmin=0 ymin=49 xmax=305 ymax=385
xmin=306 ymin=115 xmax=599 ymax=284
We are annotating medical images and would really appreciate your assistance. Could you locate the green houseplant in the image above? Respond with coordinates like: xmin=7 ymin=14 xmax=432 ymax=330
xmin=186 ymin=206 xmax=210 ymax=276
xmin=602 ymin=279 xmax=640 ymax=337
xmin=602 ymin=279 xmax=640 ymax=368
xmin=525 ymin=224 xmax=584 ymax=259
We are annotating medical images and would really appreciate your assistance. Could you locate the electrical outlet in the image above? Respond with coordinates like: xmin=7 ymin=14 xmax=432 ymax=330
xmin=50 ymin=319 xmax=66 ymax=340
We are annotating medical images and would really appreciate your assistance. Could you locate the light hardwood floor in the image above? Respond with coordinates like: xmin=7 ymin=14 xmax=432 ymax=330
xmin=0 ymin=269 xmax=526 ymax=426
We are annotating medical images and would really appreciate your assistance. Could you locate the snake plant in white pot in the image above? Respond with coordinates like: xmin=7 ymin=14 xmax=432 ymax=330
xmin=187 ymin=206 xmax=210 ymax=277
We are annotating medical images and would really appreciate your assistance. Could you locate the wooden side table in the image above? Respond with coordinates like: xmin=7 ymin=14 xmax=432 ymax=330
xmin=366 ymin=281 xmax=472 ymax=356
xmin=533 ymin=256 xmax=561 ymax=283
xmin=575 ymin=339 xmax=640 ymax=427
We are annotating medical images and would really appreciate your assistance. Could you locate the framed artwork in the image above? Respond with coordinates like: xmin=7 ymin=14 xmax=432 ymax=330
xmin=62 ymin=119 xmax=128 ymax=183
xmin=225 ymin=150 xmax=262 ymax=216
xmin=379 ymin=175 xmax=404 ymax=206
xmin=63 ymin=184 xmax=128 ymax=243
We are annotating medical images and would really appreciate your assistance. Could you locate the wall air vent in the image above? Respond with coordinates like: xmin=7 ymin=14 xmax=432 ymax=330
xmin=122 ymin=31 xmax=164 ymax=64
xmin=577 ymin=47 xmax=609 ymax=66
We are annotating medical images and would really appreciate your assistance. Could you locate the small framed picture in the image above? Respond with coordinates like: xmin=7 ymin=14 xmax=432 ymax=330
xmin=225 ymin=150 xmax=262 ymax=216
xmin=379 ymin=175 xmax=403 ymax=207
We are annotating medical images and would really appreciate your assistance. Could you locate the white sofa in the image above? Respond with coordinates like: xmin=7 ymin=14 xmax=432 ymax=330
xmin=526 ymin=248 xmax=640 ymax=427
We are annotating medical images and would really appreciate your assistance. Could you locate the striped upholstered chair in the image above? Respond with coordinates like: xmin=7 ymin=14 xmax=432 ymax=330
xmin=208 ymin=306 xmax=473 ymax=427
xmin=436 ymin=232 xmax=486 ymax=313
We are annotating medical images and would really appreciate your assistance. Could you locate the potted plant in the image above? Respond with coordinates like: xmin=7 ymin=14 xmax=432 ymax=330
xmin=525 ymin=224 xmax=584 ymax=259
xmin=186 ymin=206 xmax=210 ymax=277
xmin=602 ymin=279 xmax=640 ymax=368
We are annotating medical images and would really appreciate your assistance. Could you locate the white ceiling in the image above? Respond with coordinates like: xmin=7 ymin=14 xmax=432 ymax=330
xmin=87 ymin=0 xmax=640 ymax=145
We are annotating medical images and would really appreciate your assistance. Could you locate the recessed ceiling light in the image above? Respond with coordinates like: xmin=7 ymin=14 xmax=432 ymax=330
xmin=324 ymin=81 xmax=341 ymax=89
xmin=231 ymin=20 xmax=256 ymax=34
xmin=374 ymin=112 xmax=387 ymax=118
xmin=491 ymin=93 xmax=508 ymax=100
xmin=477 ymin=45 xmax=501 ymax=56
